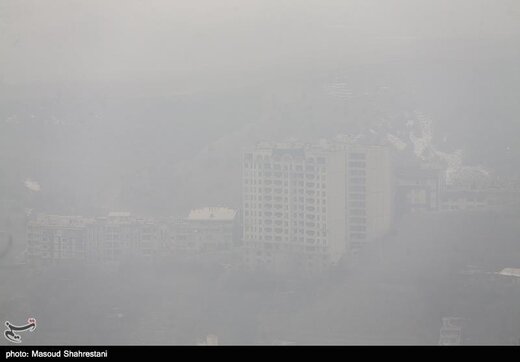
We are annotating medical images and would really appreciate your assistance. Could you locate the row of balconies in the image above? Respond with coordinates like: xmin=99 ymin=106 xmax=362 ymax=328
xmin=349 ymin=225 xmax=367 ymax=232
xmin=244 ymin=160 xmax=327 ymax=171
xmin=349 ymin=217 xmax=366 ymax=225
xmin=245 ymin=233 xmax=329 ymax=245
xmin=244 ymin=178 xmax=327 ymax=187
xmin=350 ymin=233 xmax=367 ymax=240
xmin=348 ymin=161 xmax=366 ymax=169
xmin=349 ymin=153 xmax=366 ymax=160
xmin=243 ymin=192 xmax=327 ymax=202
xmin=244 ymin=199 xmax=328 ymax=209
xmin=244 ymin=174 xmax=327 ymax=184
xmin=245 ymin=201 xmax=328 ymax=208
xmin=247 ymin=214 xmax=326 ymax=222
xmin=349 ymin=193 xmax=366 ymax=200
xmin=244 ymin=194 xmax=327 ymax=202
xmin=349 ymin=169 xmax=366 ymax=177
xmin=245 ymin=227 xmax=327 ymax=237
xmin=245 ymin=205 xmax=327 ymax=214
xmin=350 ymin=177 xmax=366 ymax=184
xmin=244 ymin=214 xmax=328 ymax=224
xmin=349 ymin=185 xmax=367 ymax=193
xmin=349 ymin=209 xmax=366 ymax=216
xmin=348 ymin=201 xmax=366 ymax=209
xmin=245 ymin=220 xmax=325 ymax=230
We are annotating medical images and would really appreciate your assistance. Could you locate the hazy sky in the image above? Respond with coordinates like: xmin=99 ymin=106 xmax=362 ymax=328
xmin=2 ymin=3 xmax=520 ymax=346
xmin=1 ymin=1 xmax=520 ymax=215
xmin=1 ymin=0 xmax=520 ymax=84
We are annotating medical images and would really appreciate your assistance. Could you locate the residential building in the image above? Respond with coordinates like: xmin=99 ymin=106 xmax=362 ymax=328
xmin=27 ymin=214 xmax=93 ymax=264
xmin=396 ymin=167 xmax=444 ymax=213
xmin=27 ymin=212 xmax=159 ymax=265
xmin=242 ymin=138 xmax=393 ymax=271
xmin=87 ymin=212 xmax=159 ymax=264
xmin=165 ymin=207 xmax=239 ymax=253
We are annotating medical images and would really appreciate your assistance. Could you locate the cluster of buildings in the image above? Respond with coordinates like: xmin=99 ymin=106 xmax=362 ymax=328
xmin=26 ymin=137 xmax=395 ymax=272
xmin=396 ymin=166 xmax=520 ymax=214
xmin=26 ymin=136 xmax=519 ymax=272
xmin=26 ymin=208 xmax=239 ymax=266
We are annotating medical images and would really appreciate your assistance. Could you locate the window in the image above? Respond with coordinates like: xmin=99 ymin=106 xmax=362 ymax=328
xmin=350 ymin=185 xmax=366 ymax=192
xmin=349 ymin=201 xmax=366 ymax=208
xmin=349 ymin=153 xmax=366 ymax=160
xmin=350 ymin=209 xmax=365 ymax=216
xmin=351 ymin=225 xmax=366 ymax=232
xmin=350 ymin=233 xmax=366 ymax=239
xmin=350 ymin=169 xmax=366 ymax=176
xmin=348 ymin=161 xmax=366 ymax=168
xmin=350 ymin=177 xmax=365 ymax=184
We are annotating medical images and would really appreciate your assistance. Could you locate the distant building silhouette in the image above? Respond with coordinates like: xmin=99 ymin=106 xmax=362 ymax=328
xmin=26 ymin=208 xmax=239 ymax=266
xmin=165 ymin=207 xmax=239 ymax=253
xmin=27 ymin=212 xmax=159 ymax=265
xmin=242 ymin=138 xmax=394 ymax=271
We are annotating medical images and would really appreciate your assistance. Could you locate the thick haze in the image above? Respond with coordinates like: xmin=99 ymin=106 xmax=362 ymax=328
xmin=2 ymin=0 xmax=520 ymax=84
xmin=1 ymin=0 xmax=520 ymax=346
xmin=1 ymin=0 xmax=519 ymax=215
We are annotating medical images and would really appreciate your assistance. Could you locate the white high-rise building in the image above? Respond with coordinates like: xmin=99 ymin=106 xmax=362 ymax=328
xmin=242 ymin=138 xmax=393 ymax=270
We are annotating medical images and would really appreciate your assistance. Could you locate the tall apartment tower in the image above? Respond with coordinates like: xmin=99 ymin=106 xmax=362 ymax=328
xmin=242 ymin=139 xmax=393 ymax=270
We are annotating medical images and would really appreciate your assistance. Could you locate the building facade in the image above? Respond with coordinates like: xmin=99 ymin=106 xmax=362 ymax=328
xmin=165 ymin=207 xmax=239 ymax=253
xmin=86 ymin=212 xmax=160 ymax=264
xmin=27 ymin=214 xmax=93 ymax=264
xmin=242 ymin=139 xmax=393 ymax=270
xmin=27 ymin=212 xmax=160 ymax=265
xmin=27 ymin=208 xmax=239 ymax=265
xmin=396 ymin=167 xmax=444 ymax=214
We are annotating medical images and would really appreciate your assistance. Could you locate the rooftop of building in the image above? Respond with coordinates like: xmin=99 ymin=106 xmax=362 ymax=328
xmin=497 ymin=268 xmax=520 ymax=278
xmin=250 ymin=137 xmax=388 ymax=157
xmin=31 ymin=214 xmax=94 ymax=228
